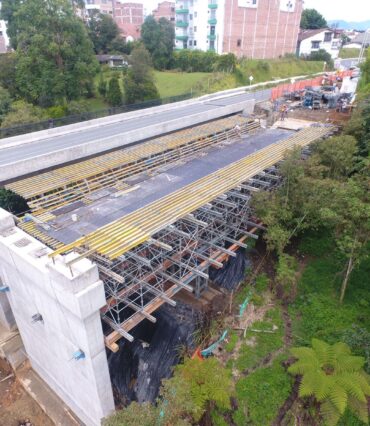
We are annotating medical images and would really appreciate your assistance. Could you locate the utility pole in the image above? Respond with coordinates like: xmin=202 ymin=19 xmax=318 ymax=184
xmin=358 ymin=30 xmax=369 ymax=65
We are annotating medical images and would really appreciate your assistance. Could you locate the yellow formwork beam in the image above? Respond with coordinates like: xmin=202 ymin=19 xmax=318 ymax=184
xmin=6 ymin=116 xmax=249 ymax=199
xmin=50 ymin=126 xmax=332 ymax=261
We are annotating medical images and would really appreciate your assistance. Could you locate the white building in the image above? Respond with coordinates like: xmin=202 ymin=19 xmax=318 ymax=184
xmin=297 ymin=28 xmax=341 ymax=59
xmin=0 ymin=1 xmax=9 ymax=53
xmin=175 ymin=0 xmax=226 ymax=52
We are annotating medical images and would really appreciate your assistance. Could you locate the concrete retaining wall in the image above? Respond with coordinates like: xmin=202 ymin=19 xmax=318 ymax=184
xmin=1 ymin=99 xmax=255 ymax=181
xmin=0 ymin=208 xmax=115 ymax=425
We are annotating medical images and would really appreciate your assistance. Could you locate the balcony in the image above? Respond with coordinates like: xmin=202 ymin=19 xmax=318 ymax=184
xmin=208 ymin=18 xmax=217 ymax=24
xmin=176 ymin=8 xmax=189 ymax=13
xmin=208 ymin=3 xmax=218 ymax=9
xmin=176 ymin=21 xmax=189 ymax=27
xmin=207 ymin=34 xmax=216 ymax=41
xmin=175 ymin=35 xmax=189 ymax=41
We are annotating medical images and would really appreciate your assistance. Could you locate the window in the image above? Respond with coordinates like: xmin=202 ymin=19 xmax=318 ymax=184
xmin=171 ymin=7 xmax=175 ymax=12
xmin=194 ymin=12 xmax=197 ymax=18
xmin=189 ymin=40 xmax=193 ymax=46
xmin=311 ymin=41 xmax=320 ymax=49
xmin=194 ymin=26 xmax=197 ymax=32
xmin=189 ymin=14 xmax=193 ymax=20
xmin=238 ymin=0 xmax=258 ymax=8
xmin=194 ymin=40 xmax=197 ymax=46
xmin=237 ymin=39 xmax=241 ymax=47
xmin=324 ymin=32 xmax=332 ymax=42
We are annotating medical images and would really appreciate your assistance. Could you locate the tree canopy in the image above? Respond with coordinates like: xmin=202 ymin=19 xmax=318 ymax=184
xmin=123 ymin=45 xmax=160 ymax=104
xmin=87 ymin=12 xmax=120 ymax=54
xmin=300 ymin=8 xmax=327 ymax=29
xmin=3 ymin=0 xmax=99 ymax=107
xmin=289 ymin=338 xmax=370 ymax=425
xmin=141 ymin=15 xmax=175 ymax=70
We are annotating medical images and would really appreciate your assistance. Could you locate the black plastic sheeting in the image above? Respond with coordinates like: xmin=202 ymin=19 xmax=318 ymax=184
xmin=209 ymin=249 xmax=251 ymax=291
xmin=107 ymin=302 xmax=201 ymax=405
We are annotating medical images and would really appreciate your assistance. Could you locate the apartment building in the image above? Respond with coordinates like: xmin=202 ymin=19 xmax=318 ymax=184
xmin=114 ymin=2 xmax=144 ymax=41
xmin=175 ymin=0 xmax=303 ymax=59
xmin=153 ymin=1 xmax=176 ymax=23
xmin=83 ymin=0 xmax=114 ymax=17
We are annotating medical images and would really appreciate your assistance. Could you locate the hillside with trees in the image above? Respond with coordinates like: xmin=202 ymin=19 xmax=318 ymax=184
xmin=105 ymin=50 xmax=370 ymax=426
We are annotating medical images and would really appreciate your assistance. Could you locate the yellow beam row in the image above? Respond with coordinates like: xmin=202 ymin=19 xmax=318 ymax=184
xmin=50 ymin=126 xmax=332 ymax=261
xmin=6 ymin=116 xmax=250 ymax=200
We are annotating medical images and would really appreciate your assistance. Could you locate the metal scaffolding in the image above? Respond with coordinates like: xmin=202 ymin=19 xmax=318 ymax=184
xmin=10 ymin=122 xmax=334 ymax=351
xmin=95 ymin=166 xmax=282 ymax=351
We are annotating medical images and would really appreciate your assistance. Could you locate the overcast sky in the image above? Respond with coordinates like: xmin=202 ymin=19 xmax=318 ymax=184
xmin=142 ymin=0 xmax=366 ymax=22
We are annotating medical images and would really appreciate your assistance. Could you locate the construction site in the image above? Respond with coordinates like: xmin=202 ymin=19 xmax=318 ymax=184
xmin=0 ymin=74 xmax=351 ymax=424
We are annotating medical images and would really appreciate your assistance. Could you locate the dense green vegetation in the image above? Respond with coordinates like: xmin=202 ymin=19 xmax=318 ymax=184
xmin=234 ymin=356 xmax=293 ymax=425
xmin=300 ymin=8 xmax=327 ymax=29
xmin=0 ymin=0 xmax=326 ymax=129
xmin=289 ymin=339 xmax=370 ymax=425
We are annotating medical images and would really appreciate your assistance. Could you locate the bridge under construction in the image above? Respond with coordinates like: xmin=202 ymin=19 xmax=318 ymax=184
xmin=0 ymin=113 xmax=333 ymax=425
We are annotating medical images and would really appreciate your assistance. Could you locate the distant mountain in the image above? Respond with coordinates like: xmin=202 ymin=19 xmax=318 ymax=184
xmin=328 ymin=20 xmax=370 ymax=31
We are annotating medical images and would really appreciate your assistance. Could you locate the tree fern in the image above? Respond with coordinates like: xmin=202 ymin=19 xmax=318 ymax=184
xmin=288 ymin=338 xmax=370 ymax=426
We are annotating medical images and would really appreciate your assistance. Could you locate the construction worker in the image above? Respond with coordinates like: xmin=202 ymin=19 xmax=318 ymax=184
xmin=280 ymin=104 xmax=288 ymax=121
xmin=234 ymin=124 xmax=242 ymax=138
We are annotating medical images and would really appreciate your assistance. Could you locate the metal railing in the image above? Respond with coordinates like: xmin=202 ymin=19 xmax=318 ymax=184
xmin=0 ymin=93 xmax=193 ymax=139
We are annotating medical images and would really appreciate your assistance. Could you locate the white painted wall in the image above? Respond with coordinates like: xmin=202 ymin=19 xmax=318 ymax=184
xmin=299 ymin=30 xmax=341 ymax=59
xmin=0 ymin=209 xmax=115 ymax=426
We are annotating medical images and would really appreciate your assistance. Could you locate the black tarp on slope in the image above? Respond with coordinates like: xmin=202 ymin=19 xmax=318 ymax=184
xmin=209 ymin=249 xmax=251 ymax=291
xmin=107 ymin=302 xmax=200 ymax=404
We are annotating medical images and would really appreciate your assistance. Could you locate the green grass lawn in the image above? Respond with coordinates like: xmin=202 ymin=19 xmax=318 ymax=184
xmin=153 ymin=71 xmax=212 ymax=98
xmin=234 ymin=355 xmax=293 ymax=426
xmin=339 ymin=48 xmax=366 ymax=59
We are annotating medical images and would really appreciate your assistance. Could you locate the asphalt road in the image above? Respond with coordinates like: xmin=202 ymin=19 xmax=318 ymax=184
xmin=0 ymin=89 xmax=271 ymax=167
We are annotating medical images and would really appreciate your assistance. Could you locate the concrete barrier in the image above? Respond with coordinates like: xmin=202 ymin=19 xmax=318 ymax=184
xmin=0 ymin=71 xmax=325 ymax=150
xmin=0 ymin=99 xmax=255 ymax=181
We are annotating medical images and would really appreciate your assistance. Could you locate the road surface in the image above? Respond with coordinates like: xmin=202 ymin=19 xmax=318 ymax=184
xmin=0 ymin=89 xmax=271 ymax=168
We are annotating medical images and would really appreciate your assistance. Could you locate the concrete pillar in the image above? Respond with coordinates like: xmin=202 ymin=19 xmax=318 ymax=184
xmin=0 ymin=209 xmax=115 ymax=425
xmin=0 ymin=210 xmax=16 ymax=331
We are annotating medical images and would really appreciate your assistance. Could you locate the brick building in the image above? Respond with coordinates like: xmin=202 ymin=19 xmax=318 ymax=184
xmin=175 ymin=0 xmax=303 ymax=59
xmin=114 ymin=2 xmax=144 ymax=41
xmin=153 ymin=1 xmax=176 ymax=23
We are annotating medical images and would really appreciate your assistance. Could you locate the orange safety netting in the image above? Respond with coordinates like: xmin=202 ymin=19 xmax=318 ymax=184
xmin=270 ymin=70 xmax=353 ymax=101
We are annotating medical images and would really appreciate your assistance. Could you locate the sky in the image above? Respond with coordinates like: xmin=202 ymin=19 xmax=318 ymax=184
xmin=141 ymin=0 xmax=367 ymax=22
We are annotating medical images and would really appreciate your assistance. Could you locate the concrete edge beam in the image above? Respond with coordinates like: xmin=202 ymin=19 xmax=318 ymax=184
xmin=0 ymin=99 xmax=255 ymax=181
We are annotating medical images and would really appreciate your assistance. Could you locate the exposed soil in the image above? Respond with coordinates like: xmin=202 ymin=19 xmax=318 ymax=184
xmin=0 ymin=359 xmax=53 ymax=426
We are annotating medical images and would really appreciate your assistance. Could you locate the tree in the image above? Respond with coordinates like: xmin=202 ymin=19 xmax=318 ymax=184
xmin=104 ymin=357 xmax=233 ymax=426
xmin=1 ymin=101 xmax=46 ymax=128
xmin=98 ymin=74 xmax=107 ymax=97
xmin=0 ymin=86 xmax=12 ymax=123
xmin=87 ymin=12 xmax=120 ymax=54
xmin=107 ymin=77 xmax=122 ymax=107
xmin=306 ymin=49 xmax=333 ymax=68
xmin=123 ymin=45 xmax=160 ymax=104
xmin=288 ymin=338 xmax=370 ymax=426
xmin=300 ymin=8 xmax=327 ymax=29
xmin=215 ymin=53 xmax=237 ymax=73
xmin=319 ymin=177 xmax=369 ymax=303
xmin=0 ymin=0 xmax=22 ymax=48
xmin=141 ymin=15 xmax=175 ymax=70
xmin=0 ymin=189 xmax=29 ymax=215
xmin=11 ymin=0 xmax=99 ymax=106
xmin=0 ymin=53 xmax=18 ymax=97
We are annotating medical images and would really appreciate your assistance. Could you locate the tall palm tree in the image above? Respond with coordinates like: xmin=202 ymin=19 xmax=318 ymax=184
xmin=288 ymin=338 xmax=370 ymax=426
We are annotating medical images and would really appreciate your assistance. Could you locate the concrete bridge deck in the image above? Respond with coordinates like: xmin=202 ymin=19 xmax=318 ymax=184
xmin=0 ymin=90 xmax=270 ymax=182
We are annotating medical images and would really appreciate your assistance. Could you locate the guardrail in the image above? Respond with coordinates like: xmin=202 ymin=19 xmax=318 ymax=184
xmin=0 ymin=93 xmax=193 ymax=140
